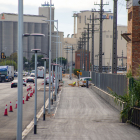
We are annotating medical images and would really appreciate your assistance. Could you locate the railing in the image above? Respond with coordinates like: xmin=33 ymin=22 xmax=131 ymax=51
xmin=128 ymin=107 xmax=140 ymax=128
xmin=91 ymin=71 xmax=127 ymax=96
xmin=81 ymin=70 xmax=90 ymax=77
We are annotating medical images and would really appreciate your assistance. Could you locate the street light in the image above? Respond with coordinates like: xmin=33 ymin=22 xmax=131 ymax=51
xmin=42 ymin=57 xmax=49 ymax=121
xmin=42 ymin=17 xmax=59 ymax=105
xmin=31 ymin=49 xmax=41 ymax=134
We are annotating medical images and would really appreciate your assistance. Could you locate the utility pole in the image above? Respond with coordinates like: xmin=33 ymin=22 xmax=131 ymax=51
xmin=84 ymin=30 xmax=86 ymax=71
xmin=122 ymin=50 xmax=123 ymax=67
xmin=112 ymin=0 xmax=118 ymax=74
xmin=87 ymin=23 xmax=89 ymax=71
xmin=95 ymin=0 xmax=110 ymax=73
xmin=82 ymin=35 xmax=84 ymax=70
xmin=91 ymin=13 xmax=94 ymax=71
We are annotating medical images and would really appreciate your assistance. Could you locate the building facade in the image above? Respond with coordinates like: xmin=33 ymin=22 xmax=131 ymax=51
xmin=64 ymin=9 xmax=127 ymax=71
xmin=0 ymin=3 xmax=64 ymax=61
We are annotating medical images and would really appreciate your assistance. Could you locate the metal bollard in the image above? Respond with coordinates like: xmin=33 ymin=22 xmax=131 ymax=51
xmin=86 ymin=79 xmax=88 ymax=88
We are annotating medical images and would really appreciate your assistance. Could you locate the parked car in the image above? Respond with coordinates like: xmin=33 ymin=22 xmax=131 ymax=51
xmin=79 ymin=77 xmax=92 ymax=87
xmin=26 ymin=77 xmax=35 ymax=83
xmin=14 ymin=72 xmax=18 ymax=77
xmin=11 ymin=78 xmax=27 ymax=88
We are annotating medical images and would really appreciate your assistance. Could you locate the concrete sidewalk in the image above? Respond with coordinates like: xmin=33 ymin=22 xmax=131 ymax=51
xmin=24 ymin=77 xmax=140 ymax=140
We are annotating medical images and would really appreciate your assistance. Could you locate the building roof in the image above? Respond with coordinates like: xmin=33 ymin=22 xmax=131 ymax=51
xmin=1 ymin=13 xmax=46 ymax=17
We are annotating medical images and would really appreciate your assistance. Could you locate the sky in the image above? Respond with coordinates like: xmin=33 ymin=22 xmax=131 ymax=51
xmin=0 ymin=0 xmax=128 ymax=37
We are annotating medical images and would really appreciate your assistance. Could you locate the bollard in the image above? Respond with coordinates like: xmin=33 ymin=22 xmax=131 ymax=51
xmin=86 ymin=79 xmax=88 ymax=88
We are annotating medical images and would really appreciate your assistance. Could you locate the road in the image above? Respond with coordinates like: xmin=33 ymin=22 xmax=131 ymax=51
xmin=25 ymin=77 xmax=140 ymax=140
xmin=0 ymin=76 xmax=49 ymax=140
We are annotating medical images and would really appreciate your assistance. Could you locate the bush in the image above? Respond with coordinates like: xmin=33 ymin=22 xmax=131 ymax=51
xmin=73 ymin=69 xmax=80 ymax=76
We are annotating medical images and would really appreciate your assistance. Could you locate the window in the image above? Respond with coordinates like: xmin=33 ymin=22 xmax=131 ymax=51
xmin=79 ymin=16 xmax=81 ymax=23
xmin=106 ymin=35 xmax=109 ymax=38
xmin=85 ymin=16 xmax=86 ymax=24
xmin=110 ymin=35 xmax=112 ymax=38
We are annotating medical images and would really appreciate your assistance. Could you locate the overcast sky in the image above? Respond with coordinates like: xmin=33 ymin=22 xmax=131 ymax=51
xmin=0 ymin=0 xmax=127 ymax=37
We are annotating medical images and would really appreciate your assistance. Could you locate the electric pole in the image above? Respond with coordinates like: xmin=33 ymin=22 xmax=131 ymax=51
xmin=95 ymin=0 xmax=110 ymax=73
xmin=112 ymin=0 xmax=118 ymax=74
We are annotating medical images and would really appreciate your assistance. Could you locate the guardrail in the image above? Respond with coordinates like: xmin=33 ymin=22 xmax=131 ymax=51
xmin=128 ymin=107 xmax=140 ymax=128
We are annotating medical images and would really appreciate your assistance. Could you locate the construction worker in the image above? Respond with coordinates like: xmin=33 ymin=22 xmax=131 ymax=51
xmin=73 ymin=82 xmax=76 ymax=85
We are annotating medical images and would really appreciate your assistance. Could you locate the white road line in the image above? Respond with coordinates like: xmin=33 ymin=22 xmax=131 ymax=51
xmin=22 ymin=99 xmax=49 ymax=139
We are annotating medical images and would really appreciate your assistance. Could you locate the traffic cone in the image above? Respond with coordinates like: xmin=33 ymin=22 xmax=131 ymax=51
xmin=28 ymin=92 xmax=30 ymax=99
xmin=4 ymin=104 xmax=8 ymax=116
xmin=23 ymin=97 xmax=25 ymax=104
xmin=26 ymin=94 xmax=28 ymax=101
xmin=15 ymin=100 xmax=17 ymax=109
xmin=30 ymin=91 xmax=32 ymax=97
xmin=9 ymin=101 xmax=13 ymax=112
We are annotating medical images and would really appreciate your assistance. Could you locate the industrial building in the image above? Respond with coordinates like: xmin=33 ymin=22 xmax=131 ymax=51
xmin=64 ymin=9 xmax=127 ymax=70
xmin=0 ymin=2 xmax=64 ymax=61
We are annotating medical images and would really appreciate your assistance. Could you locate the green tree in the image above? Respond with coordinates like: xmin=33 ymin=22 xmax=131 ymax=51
xmin=0 ymin=60 xmax=17 ymax=70
xmin=53 ymin=57 xmax=67 ymax=66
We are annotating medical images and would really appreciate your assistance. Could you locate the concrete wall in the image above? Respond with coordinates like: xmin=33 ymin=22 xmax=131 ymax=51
xmin=90 ymin=83 xmax=125 ymax=112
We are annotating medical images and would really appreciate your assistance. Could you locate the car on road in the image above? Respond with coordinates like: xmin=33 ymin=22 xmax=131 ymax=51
xmin=11 ymin=78 xmax=27 ymax=88
xmin=79 ymin=77 xmax=92 ymax=87
xmin=26 ymin=77 xmax=35 ymax=83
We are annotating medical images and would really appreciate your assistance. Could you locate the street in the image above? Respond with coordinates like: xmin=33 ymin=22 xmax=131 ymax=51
xmin=0 ymin=77 xmax=48 ymax=140
xmin=24 ymin=77 xmax=140 ymax=140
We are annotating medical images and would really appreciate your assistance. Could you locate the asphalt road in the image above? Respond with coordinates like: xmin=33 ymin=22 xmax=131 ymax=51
xmin=0 ymin=77 xmax=49 ymax=140
xmin=25 ymin=77 xmax=140 ymax=140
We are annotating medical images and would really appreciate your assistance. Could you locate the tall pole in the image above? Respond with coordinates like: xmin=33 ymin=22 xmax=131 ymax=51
xmin=99 ymin=0 xmax=103 ymax=73
xmin=84 ymin=30 xmax=86 ymax=71
xmin=122 ymin=50 xmax=123 ymax=67
xmin=92 ymin=13 xmax=94 ymax=71
xmin=43 ymin=59 xmax=46 ymax=120
xmin=54 ymin=23 xmax=58 ymax=101
xmin=51 ymin=64 xmax=53 ymax=104
xmin=48 ymin=0 xmax=52 ymax=114
xmin=34 ymin=51 xmax=37 ymax=134
xmin=17 ymin=0 xmax=23 ymax=139
xmin=87 ymin=23 xmax=89 ymax=71
xmin=112 ymin=0 xmax=118 ymax=74
xmin=82 ymin=36 xmax=84 ymax=70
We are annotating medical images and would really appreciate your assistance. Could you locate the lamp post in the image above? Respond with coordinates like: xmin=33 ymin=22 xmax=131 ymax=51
xmin=51 ymin=63 xmax=54 ymax=105
xmin=42 ymin=19 xmax=59 ymax=102
xmin=42 ymin=57 xmax=49 ymax=121
xmin=31 ymin=49 xmax=41 ymax=134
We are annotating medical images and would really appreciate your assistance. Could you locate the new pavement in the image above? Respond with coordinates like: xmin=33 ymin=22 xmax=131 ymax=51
xmin=24 ymin=77 xmax=140 ymax=140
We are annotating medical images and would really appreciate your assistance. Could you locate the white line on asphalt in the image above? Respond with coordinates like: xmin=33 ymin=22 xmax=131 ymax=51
xmin=22 ymin=99 xmax=49 ymax=139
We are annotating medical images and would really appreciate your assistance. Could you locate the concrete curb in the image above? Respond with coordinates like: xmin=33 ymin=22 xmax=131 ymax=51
xmin=90 ymin=84 xmax=125 ymax=112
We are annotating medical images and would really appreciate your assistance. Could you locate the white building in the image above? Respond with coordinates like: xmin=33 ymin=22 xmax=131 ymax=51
xmin=64 ymin=9 xmax=127 ymax=70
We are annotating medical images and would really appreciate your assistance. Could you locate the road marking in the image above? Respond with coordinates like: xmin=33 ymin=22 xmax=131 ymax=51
xmin=22 ymin=99 xmax=49 ymax=139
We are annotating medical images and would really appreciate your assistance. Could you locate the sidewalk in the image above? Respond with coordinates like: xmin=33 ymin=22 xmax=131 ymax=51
xmin=24 ymin=77 xmax=140 ymax=140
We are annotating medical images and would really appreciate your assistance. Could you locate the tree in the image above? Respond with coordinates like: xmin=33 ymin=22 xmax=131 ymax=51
xmin=53 ymin=57 xmax=67 ymax=66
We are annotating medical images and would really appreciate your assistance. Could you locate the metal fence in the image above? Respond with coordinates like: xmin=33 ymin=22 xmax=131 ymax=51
xmin=81 ymin=70 xmax=90 ymax=77
xmin=128 ymin=107 xmax=140 ymax=128
xmin=91 ymin=71 xmax=127 ymax=96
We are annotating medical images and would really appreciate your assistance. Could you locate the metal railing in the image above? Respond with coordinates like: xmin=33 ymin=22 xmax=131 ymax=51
xmin=91 ymin=71 xmax=127 ymax=96
xmin=81 ymin=70 xmax=90 ymax=77
xmin=128 ymin=107 xmax=140 ymax=128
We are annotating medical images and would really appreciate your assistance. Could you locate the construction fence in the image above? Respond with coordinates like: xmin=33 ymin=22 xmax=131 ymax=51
xmin=81 ymin=71 xmax=127 ymax=96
